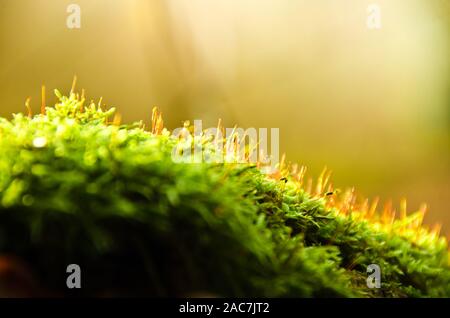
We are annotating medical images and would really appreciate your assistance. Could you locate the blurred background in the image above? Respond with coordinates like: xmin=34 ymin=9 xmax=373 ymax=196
xmin=0 ymin=0 xmax=448 ymax=235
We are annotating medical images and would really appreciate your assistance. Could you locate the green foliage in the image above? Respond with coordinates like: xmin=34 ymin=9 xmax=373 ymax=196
xmin=0 ymin=91 xmax=448 ymax=297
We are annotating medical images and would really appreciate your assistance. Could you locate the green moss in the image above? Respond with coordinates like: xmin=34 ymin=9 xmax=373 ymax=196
xmin=0 ymin=90 xmax=449 ymax=297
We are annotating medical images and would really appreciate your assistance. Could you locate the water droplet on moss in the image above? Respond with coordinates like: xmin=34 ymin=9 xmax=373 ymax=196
xmin=22 ymin=194 xmax=34 ymax=206
xmin=32 ymin=136 xmax=47 ymax=148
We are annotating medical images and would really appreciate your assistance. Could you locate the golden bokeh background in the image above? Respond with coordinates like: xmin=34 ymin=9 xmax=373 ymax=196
xmin=0 ymin=1 xmax=449 ymax=234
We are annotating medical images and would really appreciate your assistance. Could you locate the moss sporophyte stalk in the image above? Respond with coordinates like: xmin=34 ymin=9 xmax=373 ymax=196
xmin=0 ymin=84 xmax=449 ymax=297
